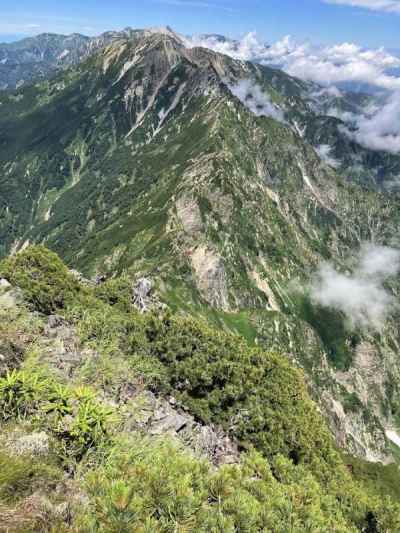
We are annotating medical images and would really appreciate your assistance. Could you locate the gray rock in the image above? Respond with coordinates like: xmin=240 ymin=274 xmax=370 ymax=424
xmin=47 ymin=314 xmax=64 ymax=329
xmin=69 ymin=268 xmax=95 ymax=286
xmin=132 ymin=277 xmax=153 ymax=312
xmin=150 ymin=411 xmax=188 ymax=435
xmin=0 ymin=278 xmax=11 ymax=289
xmin=12 ymin=432 xmax=50 ymax=457
xmin=0 ymin=286 xmax=24 ymax=309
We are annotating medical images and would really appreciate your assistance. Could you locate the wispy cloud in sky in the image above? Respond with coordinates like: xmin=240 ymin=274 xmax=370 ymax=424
xmin=323 ymin=0 xmax=400 ymax=14
xmin=0 ymin=14 xmax=106 ymax=36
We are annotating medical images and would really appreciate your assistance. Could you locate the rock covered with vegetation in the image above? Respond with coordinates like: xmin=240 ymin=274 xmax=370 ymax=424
xmin=0 ymin=246 xmax=399 ymax=530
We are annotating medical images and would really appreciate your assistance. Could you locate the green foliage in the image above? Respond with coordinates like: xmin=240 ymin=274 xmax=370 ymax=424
xmin=343 ymin=392 xmax=364 ymax=414
xmin=0 ymin=369 xmax=113 ymax=461
xmin=77 ymin=436 xmax=400 ymax=532
xmin=70 ymin=301 xmax=168 ymax=391
xmin=0 ymin=451 xmax=61 ymax=505
xmin=1 ymin=248 xmax=400 ymax=529
xmin=344 ymin=453 xmax=400 ymax=502
xmin=141 ymin=314 xmax=337 ymax=470
xmin=93 ymin=274 xmax=133 ymax=313
xmin=0 ymin=369 xmax=49 ymax=421
xmin=294 ymin=292 xmax=359 ymax=370
xmin=0 ymin=245 xmax=85 ymax=314
xmin=52 ymin=386 xmax=114 ymax=461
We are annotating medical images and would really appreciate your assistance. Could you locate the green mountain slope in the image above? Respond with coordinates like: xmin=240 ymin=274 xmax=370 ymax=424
xmin=1 ymin=30 xmax=400 ymax=465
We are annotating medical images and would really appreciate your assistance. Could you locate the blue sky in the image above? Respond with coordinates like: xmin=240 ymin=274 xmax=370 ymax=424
xmin=0 ymin=0 xmax=399 ymax=49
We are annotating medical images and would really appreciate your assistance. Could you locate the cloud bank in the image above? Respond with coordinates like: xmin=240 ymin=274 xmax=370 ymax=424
xmin=310 ymin=244 xmax=400 ymax=329
xmin=190 ymin=33 xmax=400 ymax=92
xmin=190 ymin=32 xmax=400 ymax=153
xmin=341 ymin=92 xmax=400 ymax=153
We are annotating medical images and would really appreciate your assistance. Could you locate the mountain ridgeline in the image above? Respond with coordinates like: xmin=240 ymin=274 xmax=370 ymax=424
xmin=1 ymin=27 xmax=400 ymax=529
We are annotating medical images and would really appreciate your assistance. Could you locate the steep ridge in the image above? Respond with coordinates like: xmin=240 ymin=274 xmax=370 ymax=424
xmin=1 ymin=30 xmax=400 ymax=462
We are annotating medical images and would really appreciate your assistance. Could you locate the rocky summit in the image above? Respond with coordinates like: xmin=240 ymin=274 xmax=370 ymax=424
xmin=1 ymin=26 xmax=400 ymax=530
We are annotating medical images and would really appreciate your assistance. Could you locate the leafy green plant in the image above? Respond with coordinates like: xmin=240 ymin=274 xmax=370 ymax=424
xmin=54 ymin=387 xmax=114 ymax=460
xmin=0 ymin=370 xmax=49 ymax=421
xmin=0 ymin=369 xmax=114 ymax=461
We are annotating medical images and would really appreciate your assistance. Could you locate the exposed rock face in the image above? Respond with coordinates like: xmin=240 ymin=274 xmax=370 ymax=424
xmin=176 ymin=196 xmax=203 ymax=236
xmin=322 ymin=392 xmax=389 ymax=463
xmin=190 ymin=246 xmax=230 ymax=310
xmin=132 ymin=277 xmax=166 ymax=313
xmin=41 ymin=314 xmax=93 ymax=380
xmin=132 ymin=277 xmax=153 ymax=312
xmin=249 ymin=270 xmax=280 ymax=311
xmin=0 ymin=280 xmax=24 ymax=309
xmin=125 ymin=391 xmax=240 ymax=466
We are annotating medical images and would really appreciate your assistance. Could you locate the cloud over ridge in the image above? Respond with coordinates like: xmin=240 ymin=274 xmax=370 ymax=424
xmin=310 ymin=244 xmax=400 ymax=329
xmin=227 ymin=79 xmax=285 ymax=122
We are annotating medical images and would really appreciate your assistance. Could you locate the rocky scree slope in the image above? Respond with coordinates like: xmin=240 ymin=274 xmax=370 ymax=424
xmin=1 ymin=30 xmax=400 ymax=463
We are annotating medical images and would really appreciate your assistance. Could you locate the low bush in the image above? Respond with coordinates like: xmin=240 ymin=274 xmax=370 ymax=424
xmin=142 ymin=314 xmax=337 ymax=471
xmin=0 ymin=245 xmax=86 ymax=314
xmin=77 ymin=436 xmax=400 ymax=532
xmin=0 ymin=451 xmax=61 ymax=505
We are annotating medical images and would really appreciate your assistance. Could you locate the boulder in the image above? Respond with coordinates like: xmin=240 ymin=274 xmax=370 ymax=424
xmin=132 ymin=277 xmax=153 ymax=312
xmin=11 ymin=432 xmax=50 ymax=457
xmin=0 ymin=278 xmax=11 ymax=289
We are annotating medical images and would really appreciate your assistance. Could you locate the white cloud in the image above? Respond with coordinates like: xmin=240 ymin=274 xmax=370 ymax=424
xmin=338 ymin=92 xmax=400 ymax=153
xmin=189 ymin=32 xmax=269 ymax=61
xmin=323 ymin=0 xmax=400 ymax=14
xmin=227 ymin=79 xmax=286 ymax=122
xmin=315 ymin=144 xmax=340 ymax=167
xmin=310 ymin=244 xmax=400 ymax=329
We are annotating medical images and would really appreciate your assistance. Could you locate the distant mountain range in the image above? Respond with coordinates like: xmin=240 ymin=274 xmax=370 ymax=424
xmin=0 ymin=27 xmax=184 ymax=90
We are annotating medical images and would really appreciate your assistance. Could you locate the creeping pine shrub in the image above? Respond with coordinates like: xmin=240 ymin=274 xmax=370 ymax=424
xmin=0 ymin=370 xmax=113 ymax=461
xmin=143 ymin=314 xmax=337 ymax=470
xmin=0 ymin=245 xmax=85 ymax=314
xmin=77 ymin=436 xmax=399 ymax=532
